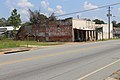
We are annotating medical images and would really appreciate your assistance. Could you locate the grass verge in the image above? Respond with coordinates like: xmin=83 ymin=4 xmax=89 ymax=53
xmin=0 ymin=39 xmax=64 ymax=49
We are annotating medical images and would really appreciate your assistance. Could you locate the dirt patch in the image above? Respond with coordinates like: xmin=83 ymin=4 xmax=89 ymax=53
xmin=105 ymin=70 xmax=120 ymax=80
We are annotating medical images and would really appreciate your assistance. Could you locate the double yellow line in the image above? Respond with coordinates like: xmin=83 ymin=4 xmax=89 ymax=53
xmin=0 ymin=44 xmax=108 ymax=66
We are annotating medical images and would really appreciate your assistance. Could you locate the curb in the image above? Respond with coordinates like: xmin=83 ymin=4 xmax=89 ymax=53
xmin=0 ymin=47 xmax=34 ymax=54
xmin=4 ymin=49 xmax=30 ymax=54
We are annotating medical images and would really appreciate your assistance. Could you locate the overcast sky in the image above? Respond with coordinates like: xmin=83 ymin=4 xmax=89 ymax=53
xmin=0 ymin=0 xmax=120 ymax=22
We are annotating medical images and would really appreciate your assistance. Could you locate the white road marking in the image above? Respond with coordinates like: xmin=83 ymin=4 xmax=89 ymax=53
xmin=77 ymin=59 xmax=120 ymax=80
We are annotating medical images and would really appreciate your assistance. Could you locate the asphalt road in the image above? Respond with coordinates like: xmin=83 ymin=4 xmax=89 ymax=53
xmin=0 ymin=40 xmax=120 ymax=80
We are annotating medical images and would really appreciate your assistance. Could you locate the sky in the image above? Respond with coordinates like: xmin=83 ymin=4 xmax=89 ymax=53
xmin=0 ymin=0 xmax=120 ymax=23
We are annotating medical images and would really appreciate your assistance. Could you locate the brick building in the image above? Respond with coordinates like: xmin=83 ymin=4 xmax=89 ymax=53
xmin=17 ymin=18 xmax=97 ymax=42
xmin=17 ymin=18 xmax=73 ymax=42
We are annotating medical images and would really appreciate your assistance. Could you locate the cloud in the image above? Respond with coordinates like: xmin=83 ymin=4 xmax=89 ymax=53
xmin=41 ymin=0 xmax=54 ymax=13
xmin=17 ymin=0 xmax=34 ymax=8
xmin=84 ymin=1 xmax=98 ymax=10
xmin=18 ymin=9 xmax=30 ymax=22
xmin=55 ymin=5 xmax=65 ymax=14
xmin=6 ymin=0 xmax=65 ymax=21
xmin=17 ymin=0 xmax=34 ymax=21
xmin=41 ymin=0 xmax=65 ymax=15
xmin=19 ymin=9 xmax=29 ymax=15
xmin=41 ymin=0 xmax=49 ymax=8
xmin=47 ymin=7 xmax=54 ymax=12
xmin=5 ymin=0 xmax=34 ymax=21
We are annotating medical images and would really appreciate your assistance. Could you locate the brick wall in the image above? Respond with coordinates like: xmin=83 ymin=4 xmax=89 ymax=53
xmin=32 ymin=21 xmax=73 ymax=42
xmin=17 ymin=19 xmax=73 ymax=42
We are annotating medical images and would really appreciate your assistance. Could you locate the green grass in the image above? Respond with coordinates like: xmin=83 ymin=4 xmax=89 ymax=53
xmin=0 ymin=39 xmax=64 ymax=49
xmin=0 ymin=38 xmax=119 ymax=49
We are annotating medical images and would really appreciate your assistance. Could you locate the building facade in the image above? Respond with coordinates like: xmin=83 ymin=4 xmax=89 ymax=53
xmin=17 ymin=19 xmax=73 ymax=42
xmin=0 ymin=26 xmax=20 ymax=38
xmin=17 ymin=18 xmax=97 ymax=42
xmin=17 ymin=18 xmax=113 ymax=42
xmin=72 ymin=19 xmax=96 ymax=41
xmin=95 ymin=24 xmax=113 ymax=40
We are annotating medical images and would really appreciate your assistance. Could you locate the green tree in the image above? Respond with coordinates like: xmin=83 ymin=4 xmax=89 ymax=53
xmin=116 ymin=23 xmax=120 ymax=28
xmin=83 ymin=18 xmax=91 ymax=21
xmin=0 ymin=18 xmax=11 ymax=27
xmin=0 ymin=18 xmax=7 ymax=27
xmin=112 ymin=20 xmax=117 ymax=27
xmin=112 ymin=20 xmax=120 ymax=28
xmin=93 ymin=19 xmax=105 ymax=24
xmin=8 ymin=9 xmax=21 ymax=30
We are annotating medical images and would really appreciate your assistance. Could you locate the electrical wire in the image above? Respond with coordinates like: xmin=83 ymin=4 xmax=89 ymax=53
xmin=56 ymin=2 xmax=120 ymax=17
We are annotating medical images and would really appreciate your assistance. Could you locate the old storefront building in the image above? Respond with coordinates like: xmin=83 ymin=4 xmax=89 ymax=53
xmin=17 ymin=18 xmax=113 ymax=42
xmin=72 ymin=19 xmax=96 ymax=41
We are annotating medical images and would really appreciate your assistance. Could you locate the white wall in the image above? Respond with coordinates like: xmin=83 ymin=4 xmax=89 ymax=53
xmin=96 ymin=24 xmax=113 ymax=39
xmin=72 ymin=19 xmax=96 ymax=30
xmin=102 ymin=24 xmax=113 ymax=39
xmin=70 ymin=18 xmax=113 ymax=41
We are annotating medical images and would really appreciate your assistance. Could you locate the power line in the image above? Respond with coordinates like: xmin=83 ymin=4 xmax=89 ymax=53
xmin=56 ymin=2 xmax=120 ymax=17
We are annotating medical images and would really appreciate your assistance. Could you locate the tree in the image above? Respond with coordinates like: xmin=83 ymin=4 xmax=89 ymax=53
xmin=29 ymin=9 xmax=48 ymax=41
xmin=8 ymin=9 xmax=21 ymax=39
xmin=0 ymin=18 xmax=12 ymax=27
xmin=112 ymin=21 xmax=120 ymax=28
xmin=116 ymin=23 xmax=120 ymax=28
xmin=93 ymin=19 xmax=105 ymax=24
xmin=29 ymin=9 xmax=47 ymax=25
xmin=112 ymin=20 xmax=117 ymax=27
xmin=83 ymin=18 xmax=91 ymax=21
xmin=0 ymin=18 xmax=7 ymax=27
xmin=21 ymin=22 xmax=32 ymax=26
xmin=48 ymin=13 xmax=57 ymax=21
xmin=8 ymin=9 xmax=21 ymax=30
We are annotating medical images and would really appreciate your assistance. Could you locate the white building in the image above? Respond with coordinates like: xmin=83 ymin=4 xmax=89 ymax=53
xmin=95 ymin=24 xmax=113 ymax=40
xmin=69 ymin=18 xmax=113 ymax=41
xmin=0 ymin=26 xmax=20 ymax=34
xmin=0 ymin=26 xmax=21 ymax=38
xmin=70 ymin=18 xmax=96 ymax=41
xmin=72 ymin=19 xmax=96 ymax=30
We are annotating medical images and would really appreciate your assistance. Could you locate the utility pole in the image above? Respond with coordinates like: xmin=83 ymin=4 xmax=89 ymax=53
xmin=107 ymin=6 xmax=112 ymax=39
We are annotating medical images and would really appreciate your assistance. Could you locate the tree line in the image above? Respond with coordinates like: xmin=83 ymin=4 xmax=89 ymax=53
xmin=112 ymin=20 xmax=120 ymax=28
